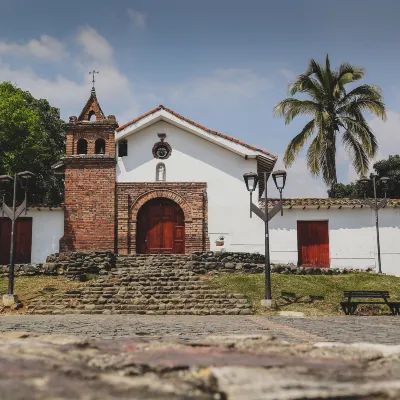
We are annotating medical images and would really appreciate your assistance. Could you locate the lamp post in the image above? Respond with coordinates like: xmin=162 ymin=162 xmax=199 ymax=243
xmin=358 ymin=173 xmax=389 ymax=274
xmin=0 ymin=171 xmax=35 ymax=305
xmin=243 ymin=170 xmax=287 ymax=307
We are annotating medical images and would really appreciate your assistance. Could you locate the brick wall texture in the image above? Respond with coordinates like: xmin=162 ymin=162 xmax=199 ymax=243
xmin=61 ymin=93 xmax=118 ymax=253
xmin=117 ymin=182 xmax=210 ymax=254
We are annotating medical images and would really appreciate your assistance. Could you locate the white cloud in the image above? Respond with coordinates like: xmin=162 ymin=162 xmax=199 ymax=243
xmin=369 ymin=110 xmax=400 ymax=161
xmin=128 ymin=8 xmax=147 ymax=29
xmin=268 ymin=154 xmax=328 ymax=198
xmin=280 ymin=69 xmax=296 ymax=81
xmin=76 ymin=27 xmax=114 ymax=64
xmin=0 ymin=27 xmax=140 ymax=121
xmin=0 ymin=35 xmax=67 ymax=61
xmin=166 ymin=68 xmax=270 ymax=103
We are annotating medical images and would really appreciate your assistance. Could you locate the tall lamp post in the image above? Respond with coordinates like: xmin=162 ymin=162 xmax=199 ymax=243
xmin=243 ymin=170 xmax=287 ymax=308
xmin=358 ymin=173 xmax=389 ymax=274
xmin=0 ymin=171 xmax=36 ymax=305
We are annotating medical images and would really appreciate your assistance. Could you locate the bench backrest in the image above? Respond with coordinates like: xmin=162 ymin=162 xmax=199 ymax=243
xmin=344 ymin=291 xmax=390 ymax=299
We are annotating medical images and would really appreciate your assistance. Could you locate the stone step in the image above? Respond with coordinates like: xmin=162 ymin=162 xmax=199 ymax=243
xmin=28 ymin=254 xmax=253 ymax=315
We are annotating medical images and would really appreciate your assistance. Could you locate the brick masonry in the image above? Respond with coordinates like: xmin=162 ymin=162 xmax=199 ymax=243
xmin=60 ymin=92 xmax=118 ymax=253
xmin=117 ymin=182 xmax=210 ymax=254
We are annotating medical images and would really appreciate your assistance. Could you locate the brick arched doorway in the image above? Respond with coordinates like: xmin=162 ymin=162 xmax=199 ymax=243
xmin=136 ymin=198 xmax=185 ymax=254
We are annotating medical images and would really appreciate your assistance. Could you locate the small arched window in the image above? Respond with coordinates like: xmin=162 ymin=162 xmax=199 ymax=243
xmin=156 ymin=163 xmax=166 ymax=182
xmin=77 ymin=139 xmax=88 ymax=155
xmin=88 ymin=110 xmax=96 ymax=121
xmin=95 ymin=138 xmax=106 ymax=154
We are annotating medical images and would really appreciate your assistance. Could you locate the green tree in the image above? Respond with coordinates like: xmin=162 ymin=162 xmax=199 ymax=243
xmin=328 ymin=154 xmax=400 ymax=198
xmin=0 ymin=82 xmax=65 ymax=205
xmin=274 ymin=55 xmax=386 ymax=189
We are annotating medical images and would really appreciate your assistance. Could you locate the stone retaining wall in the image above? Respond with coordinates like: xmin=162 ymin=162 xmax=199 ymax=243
xmin=0 ymin=251 xmax=371 ymax=278
xmin=188 ymin=252 xmax=369 ymax=275
xmin=0 ymin=252 xmax=116 ymax=279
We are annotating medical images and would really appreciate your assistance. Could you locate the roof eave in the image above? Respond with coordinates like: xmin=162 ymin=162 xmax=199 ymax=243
xmin=115 ymin=110 xmax=276 ymax=161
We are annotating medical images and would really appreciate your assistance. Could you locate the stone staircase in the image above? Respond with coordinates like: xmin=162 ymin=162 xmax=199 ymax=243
xmin=28 ymin=254 xmax=253 ymax=315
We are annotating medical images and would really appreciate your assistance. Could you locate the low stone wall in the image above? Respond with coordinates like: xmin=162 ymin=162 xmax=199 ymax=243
xmin=188 ymin=252 xmax=370 ymax=275
xmin=0 ymin=252 xmax=116 ymax=279
xmin=0 ymin=251 xmax=372 ymax=278
xmin=191 ymin=251 xmax=265 ymax=264
xmin=45 ymin=251 xmax=116 ymax=279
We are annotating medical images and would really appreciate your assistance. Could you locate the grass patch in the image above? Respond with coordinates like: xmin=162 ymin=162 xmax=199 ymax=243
xmin=211 ymin=273 xmax=400 ymax=316
xmin=0 ymin=276 xmax=88 ymax=313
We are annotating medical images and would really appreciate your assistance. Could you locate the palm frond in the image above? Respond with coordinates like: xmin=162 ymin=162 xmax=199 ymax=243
xmin=283 ymin=119 xmax=316 ymax=167
xmin=336 ymin=62 xmax=365 ymax=85
xmin=306 ymin=129 xmax=324 ymax=176
xmin=342 ymin=130 xmax=370 ymax=176
xmin=305 ymin=58 xmax=325 ymax=84
xmin=273 ymin=99 xmax=321 ymax=124
xmin=288 ymin=75 xmax=325 ymax=99
xmin=338 ymin=85 xmax=384 ymax=106
xmin=340 ymin=99 xmax=386 ymax=121
xmin=339 ymin=117 xmax=378 ymax=157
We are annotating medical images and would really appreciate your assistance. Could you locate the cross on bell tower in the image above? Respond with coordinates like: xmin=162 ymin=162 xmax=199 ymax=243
xmin=89 ymin=70 xmax=99 ymax=95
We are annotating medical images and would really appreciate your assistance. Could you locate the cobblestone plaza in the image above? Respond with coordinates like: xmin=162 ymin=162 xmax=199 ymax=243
xmin=1 ymin=315 xmax=399 ymax=344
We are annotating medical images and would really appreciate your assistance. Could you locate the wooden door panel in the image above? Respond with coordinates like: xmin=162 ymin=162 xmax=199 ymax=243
xmin=15 ymin=219 xmax=32 ymax=264
xmin=297 ymin=221 xmax=329 ymax=268
xmin=0 ymin=218 xmax=12 ymax=265
xmin=137 ymin=199 xmax=185 ymax=254
xmin=0 ymin=218 xmax=32 ymax=265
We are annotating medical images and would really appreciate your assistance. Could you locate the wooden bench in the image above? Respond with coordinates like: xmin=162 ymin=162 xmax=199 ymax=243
xmin=340 ymin=291 xmax=400 ymax=316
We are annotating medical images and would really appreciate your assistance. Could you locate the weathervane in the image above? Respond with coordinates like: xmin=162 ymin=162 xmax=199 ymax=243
xmin=89 ymin=70 xmax=99 ymax=90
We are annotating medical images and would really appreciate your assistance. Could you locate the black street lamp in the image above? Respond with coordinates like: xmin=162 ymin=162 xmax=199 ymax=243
xmin=0 ymin=171 xmax=36 ymax=304
xmin=243 ymin=170 xmax=287 ymax=307
xmin=358 ymin=173 xmax=389 ymax=274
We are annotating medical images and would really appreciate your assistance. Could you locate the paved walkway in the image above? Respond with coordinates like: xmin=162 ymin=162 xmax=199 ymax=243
xmin=1 ymin=315 xmax=399 ymax=344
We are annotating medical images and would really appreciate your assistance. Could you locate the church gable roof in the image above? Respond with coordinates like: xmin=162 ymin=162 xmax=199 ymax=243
xmin=78 ymin=88 xmax=106 ymax=121
xmin=116 ymin=105 xmax=277 ymax=160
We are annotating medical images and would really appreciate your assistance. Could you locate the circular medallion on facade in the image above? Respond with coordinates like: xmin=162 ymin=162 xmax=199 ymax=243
xmin=152 ymin=142 xmax=172 ymax=159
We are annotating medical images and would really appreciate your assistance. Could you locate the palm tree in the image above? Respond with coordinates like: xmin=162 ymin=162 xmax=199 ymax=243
xmin=274 ymin=55 xmax=386 ymax=188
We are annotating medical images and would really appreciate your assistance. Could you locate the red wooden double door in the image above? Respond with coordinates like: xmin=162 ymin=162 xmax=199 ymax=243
xmin=136 ymin=198 xmax=185 ymax=254
xmin=0 ymin=218 xmax=33 ymax=265
xmin=297 ymin=220 xmax=330 ymax=268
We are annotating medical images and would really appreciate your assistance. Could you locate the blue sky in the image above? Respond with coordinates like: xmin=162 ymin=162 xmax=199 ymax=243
xmin=0 ymin=0 xmax=399 ymax=196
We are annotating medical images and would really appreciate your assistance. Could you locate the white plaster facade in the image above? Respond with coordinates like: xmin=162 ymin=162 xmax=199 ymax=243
xmin=114 ymin=110 xmax=400 ymax=276
xmin=27 ymin=208 xmax=64 ymax=264
xmin=116 ymin=117 xmax=274 ymax=253
xmin=268 ymin=207 xmax=400 ymax=276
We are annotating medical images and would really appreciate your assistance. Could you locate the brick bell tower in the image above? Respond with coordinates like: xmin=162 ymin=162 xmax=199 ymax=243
xmin=58 ymin=87 xmax=118 ymax=252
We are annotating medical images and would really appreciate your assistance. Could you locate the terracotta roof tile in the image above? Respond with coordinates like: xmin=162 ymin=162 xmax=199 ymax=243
xmin=259 ymin=198 xmax=400 ymax=208
xmin=116 ymin=105 xmax=276 ymax=159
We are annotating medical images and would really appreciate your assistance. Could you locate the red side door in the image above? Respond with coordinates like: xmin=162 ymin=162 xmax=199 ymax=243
xmin=297 ymin=220 xmax=329 ymax=268
xmin=0 ymin=218 xmax=32 ymax=264
xmin=0 ymin=218 xmax=12 ymax=265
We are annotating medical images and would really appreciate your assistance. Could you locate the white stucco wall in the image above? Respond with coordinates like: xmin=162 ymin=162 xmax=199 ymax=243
xmin=116 ymin=120 xmax=267 ymax=250
xmin=28 ymin=209 xmax=64 ymax=263
xmin=268 ymin=207 xmax=400 ymax=276
xmin=115 ymin=119 xmax=400 ymax=277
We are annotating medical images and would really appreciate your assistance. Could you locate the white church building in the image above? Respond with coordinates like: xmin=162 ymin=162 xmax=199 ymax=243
xmin=1 ymin=91 xmax=400 ymax=276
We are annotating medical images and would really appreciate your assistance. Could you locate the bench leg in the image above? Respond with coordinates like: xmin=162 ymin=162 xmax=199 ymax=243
xmin=389 ymin=304 xmax=400 ymax=316
xmin=350 ymin=303 xmax=358 ymax=315
xmin=341 ymin=303 xmax=350 ymax=315
xmin=341 ymin=302 xmax=357 ymax=315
